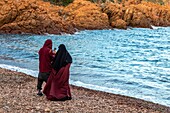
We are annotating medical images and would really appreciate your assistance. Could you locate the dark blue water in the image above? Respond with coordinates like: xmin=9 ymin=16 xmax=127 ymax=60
xmin=0 ymin=27 xmax=170 ymax=107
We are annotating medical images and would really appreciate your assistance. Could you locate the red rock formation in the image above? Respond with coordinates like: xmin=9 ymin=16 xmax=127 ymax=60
xmin=0 ymin=0 xmax=75 ymax=34
xmin=103 ymin=1 xmax=170 ymax=29
xmin=102 ymin=3 xmax=127 ymax=29
xmin=1 ymin=0 xmax=170 ymax=35
xmin=0 ymin=0 xmax=111 ymax=34
xmin=62 ymin=0 xmax=110 ymax=30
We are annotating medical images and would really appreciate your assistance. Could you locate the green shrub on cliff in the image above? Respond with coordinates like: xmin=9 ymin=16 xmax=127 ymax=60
xmin=62 ymin=0 xmax=74 ymax=6
xmin=144 ymin=0 xmax=164 ymax=5
xmin=43 ymin=0 xmax=73 ymax=6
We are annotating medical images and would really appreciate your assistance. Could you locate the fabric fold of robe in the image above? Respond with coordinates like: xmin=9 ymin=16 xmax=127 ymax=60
xmin=43 ymin=63 xmax=71 ymax=101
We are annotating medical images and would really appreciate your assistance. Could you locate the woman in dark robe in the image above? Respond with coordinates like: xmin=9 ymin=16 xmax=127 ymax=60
xmin=43 ymin=44 xmax=72 ymax=101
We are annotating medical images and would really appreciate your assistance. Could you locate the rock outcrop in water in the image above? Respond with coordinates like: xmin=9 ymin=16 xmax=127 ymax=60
xmin=0 ymin=0 xmax=170 ymax=35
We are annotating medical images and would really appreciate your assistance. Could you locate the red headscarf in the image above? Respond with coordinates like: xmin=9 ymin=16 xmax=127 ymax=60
xmin=43 ymin=39 xmax=52 ymax=49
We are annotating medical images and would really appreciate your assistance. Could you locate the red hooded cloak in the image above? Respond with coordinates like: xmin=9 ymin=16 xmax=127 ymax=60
xmin=39 ymin=39 xmax=53 ymax=73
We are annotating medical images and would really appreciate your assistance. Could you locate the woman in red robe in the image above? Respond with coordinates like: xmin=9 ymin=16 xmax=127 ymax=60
xmin=43 ymin=44 xmax=72 ymax=101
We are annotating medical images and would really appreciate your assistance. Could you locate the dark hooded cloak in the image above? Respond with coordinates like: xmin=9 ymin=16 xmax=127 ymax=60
xmin=52 ymin=44 xmax=72 ymax=71
xmin=43 ymin=44 xmax=72 ymax=101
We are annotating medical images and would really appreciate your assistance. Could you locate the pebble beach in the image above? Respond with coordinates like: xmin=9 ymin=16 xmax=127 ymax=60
xmin=0 ymin=68 xmax=170 ymax=113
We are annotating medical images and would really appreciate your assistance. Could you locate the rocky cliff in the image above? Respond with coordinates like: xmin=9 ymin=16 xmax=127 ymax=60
xmin=104 ymin=1 xmax=170 ymax=29
xmin=0 ymin=0 xmax=170 ymax=35
xmin=0 ymin=0 xmax=75 ymax=34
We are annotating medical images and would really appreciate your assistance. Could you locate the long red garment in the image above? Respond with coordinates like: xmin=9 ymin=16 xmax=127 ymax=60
xmin=43 ymin=63 xmax=71 ymax=100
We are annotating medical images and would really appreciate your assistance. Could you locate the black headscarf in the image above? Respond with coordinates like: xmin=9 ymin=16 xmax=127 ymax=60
xmin=52 ymin=44 xmax=72 ymax=71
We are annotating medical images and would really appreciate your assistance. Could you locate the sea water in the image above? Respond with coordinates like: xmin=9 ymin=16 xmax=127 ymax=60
xmin=0 ymin=27 xmax=170 ymax=107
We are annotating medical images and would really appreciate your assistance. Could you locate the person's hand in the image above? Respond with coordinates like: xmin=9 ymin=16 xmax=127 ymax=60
xmin=53 ymin=48 xmax=57 ymax=54
xmin=53 ymin=50 xmax=57 ymax=54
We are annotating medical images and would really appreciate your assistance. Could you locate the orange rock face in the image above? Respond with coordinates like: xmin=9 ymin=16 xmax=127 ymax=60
xmin=103 ymin=1 xmax=170 ymax=29
xmin=0 ymin=0 xmax=110 ymax=34
xmin=62 ymin=0 xmax=110 ymax=30
xmin=0 ymin=0 xmax=75 ymax=34
xmin=0 ymin=0 xmax=170 ymax=35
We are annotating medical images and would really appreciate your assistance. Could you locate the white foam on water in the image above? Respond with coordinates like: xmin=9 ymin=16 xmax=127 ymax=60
xmin=70 ymin=80 xmax=127 ymax=94
xmin=151 ymin=25 xmax=163 ymax=30
xmin=0 ymin=64 xmax=38 ymax=77
xmin=44 ymin=33 xmax=57 ymax=36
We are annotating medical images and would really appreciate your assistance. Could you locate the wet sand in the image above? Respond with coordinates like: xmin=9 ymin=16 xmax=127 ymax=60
xmin=0 ymin=68 xmax=169 ymax=113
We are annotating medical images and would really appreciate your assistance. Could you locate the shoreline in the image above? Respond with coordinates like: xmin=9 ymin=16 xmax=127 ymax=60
xmin=0 ymin=68 xmax=169 ymax=113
